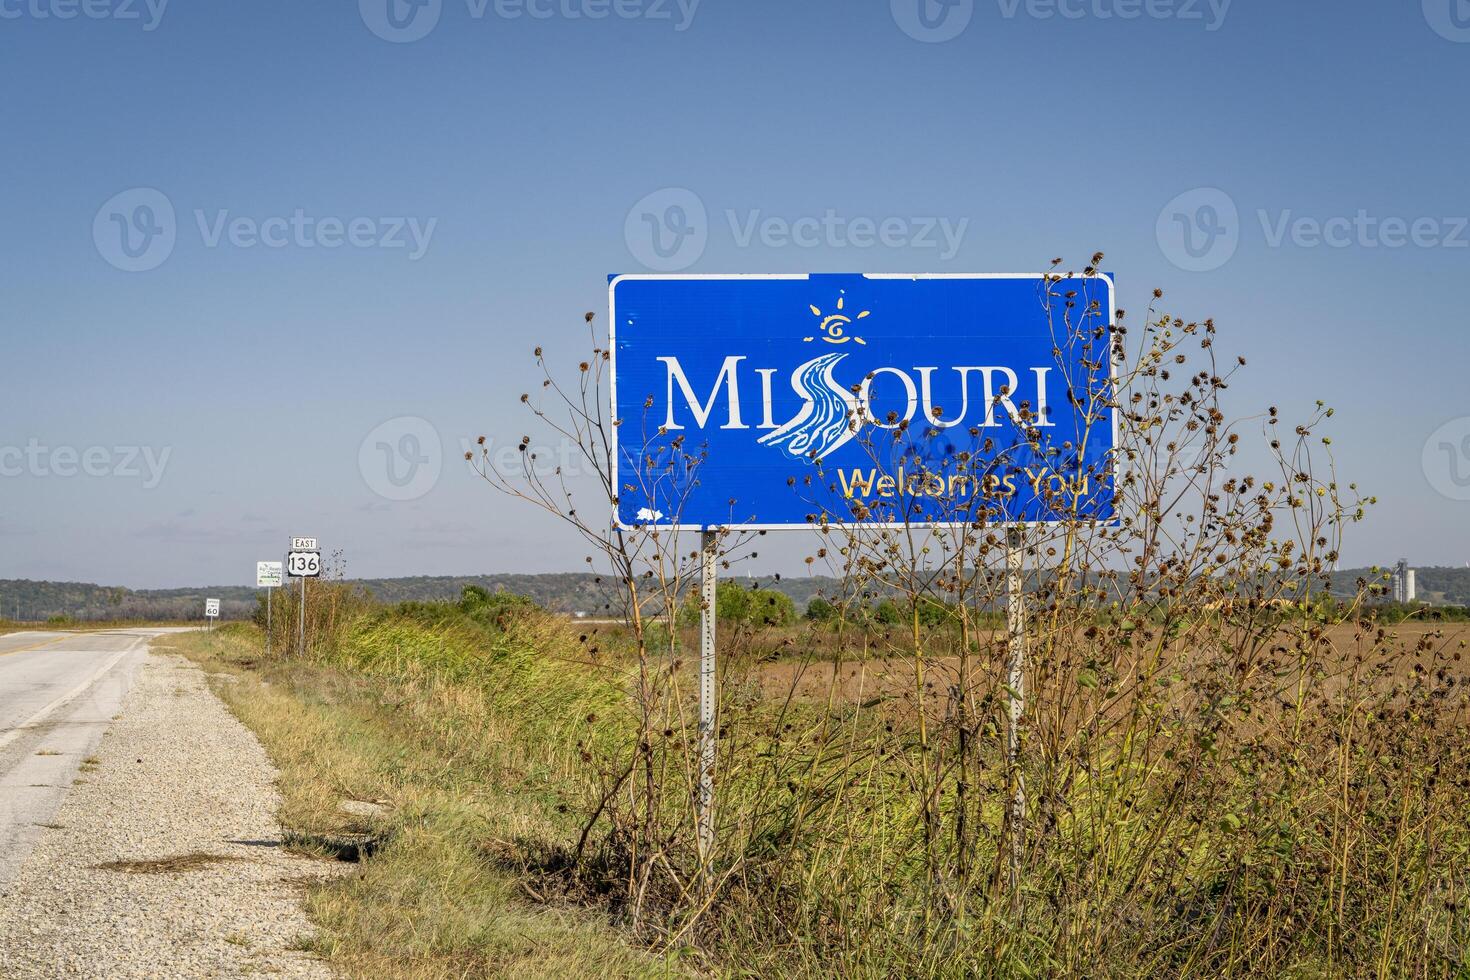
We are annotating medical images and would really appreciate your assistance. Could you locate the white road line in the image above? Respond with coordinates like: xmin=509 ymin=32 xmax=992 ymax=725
xmin=0 ymin=636 xmax=144 ymax=753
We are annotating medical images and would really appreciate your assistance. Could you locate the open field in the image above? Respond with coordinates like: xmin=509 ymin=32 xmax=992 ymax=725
xmin=753 ymin=621 xmax=1470 ymax=705
xmin=152 ymin=587 xmax=1470 ymax=978
xmin=6 ymin=566 xmax=1470 ymax=624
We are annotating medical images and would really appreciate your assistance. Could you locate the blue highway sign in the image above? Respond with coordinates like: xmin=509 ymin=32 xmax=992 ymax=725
xmin=609 ymin=273 xmax=1117 ymax=529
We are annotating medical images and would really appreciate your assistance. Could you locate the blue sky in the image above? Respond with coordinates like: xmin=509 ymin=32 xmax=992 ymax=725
xmin=1 ymin=0 xmax=1467 ymax=588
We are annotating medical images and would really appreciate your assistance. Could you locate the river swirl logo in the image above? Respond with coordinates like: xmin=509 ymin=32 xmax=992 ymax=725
xmin=758 ymin=351 xmax=858 ymax=461
xmin=756 ymin=294 xmax=878 ymax=461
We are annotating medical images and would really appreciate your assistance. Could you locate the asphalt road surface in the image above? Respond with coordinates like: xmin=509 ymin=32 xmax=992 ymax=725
xmin=0 ymin=628 xmax=186 ymax=893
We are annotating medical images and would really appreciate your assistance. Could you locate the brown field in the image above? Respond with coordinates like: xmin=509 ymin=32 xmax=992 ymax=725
xmin=751 ymin=621 xmax=1470 ymax=705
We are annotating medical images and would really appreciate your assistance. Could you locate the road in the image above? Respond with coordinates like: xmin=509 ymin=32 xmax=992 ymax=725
xmin=0 ymin=628 xmax=185 ymax=893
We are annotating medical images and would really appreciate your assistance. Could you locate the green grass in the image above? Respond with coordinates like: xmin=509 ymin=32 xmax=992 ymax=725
xmin=166 ymin=623 xmax=685 ymax=980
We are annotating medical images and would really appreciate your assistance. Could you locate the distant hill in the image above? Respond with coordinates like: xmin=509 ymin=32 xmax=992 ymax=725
xmin=0 ymin=580 xmax=262 ymax=623
xmin=0 ymin=573 xmax=848 ymax=623
xmin=349 ymin=572 xmax=841 ymax=615
xmin=1329 ymin=566 xmax=1470 ymax=606
xmin=3 ymin=565 xmax=1464 ymax=624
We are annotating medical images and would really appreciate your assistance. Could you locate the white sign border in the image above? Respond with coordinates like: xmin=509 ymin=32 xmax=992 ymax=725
xmin=607 ymin=272 xmax=1120 ymax=531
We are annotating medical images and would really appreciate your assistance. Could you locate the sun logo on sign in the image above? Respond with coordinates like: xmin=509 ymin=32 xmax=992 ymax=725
xmin=803 ymin=294 xmax=869 ymax=345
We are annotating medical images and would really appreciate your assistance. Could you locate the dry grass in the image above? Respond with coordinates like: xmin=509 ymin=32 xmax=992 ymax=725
xmin=170 ymin=626 xmax=684 ymax=980
xmin=754 ymin=620 xmax=1470 ymax=706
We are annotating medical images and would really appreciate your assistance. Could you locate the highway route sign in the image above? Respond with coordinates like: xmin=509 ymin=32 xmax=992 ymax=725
xmin=287 ymin=552 xmax=322 ymax=577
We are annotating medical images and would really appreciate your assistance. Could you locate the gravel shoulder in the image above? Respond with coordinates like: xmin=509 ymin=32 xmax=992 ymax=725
xmin=0 ymin=648 xmax=344 ymax=979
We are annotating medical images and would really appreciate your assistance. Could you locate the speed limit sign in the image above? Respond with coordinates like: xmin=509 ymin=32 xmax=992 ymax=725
xmin=287 ymin=551 xmax=322 ymax=577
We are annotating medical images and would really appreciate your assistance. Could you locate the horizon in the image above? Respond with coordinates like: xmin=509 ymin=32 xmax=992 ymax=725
xmin=4 ymin=562 xmax=1467 ymax=595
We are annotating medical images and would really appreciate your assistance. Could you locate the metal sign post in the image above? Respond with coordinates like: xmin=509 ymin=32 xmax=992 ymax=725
xmin=1005 ymin=528 xmax=1027 ymax=906
xmin=697 ymin=530 xmax=717 ymax=881
xmin=257 ymin=561 xmax=283 ymax=657
xmin=298 ymin=574 xmax=306 ymax=657
xmin=286 ymin=542 xmax=321 ymax=658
